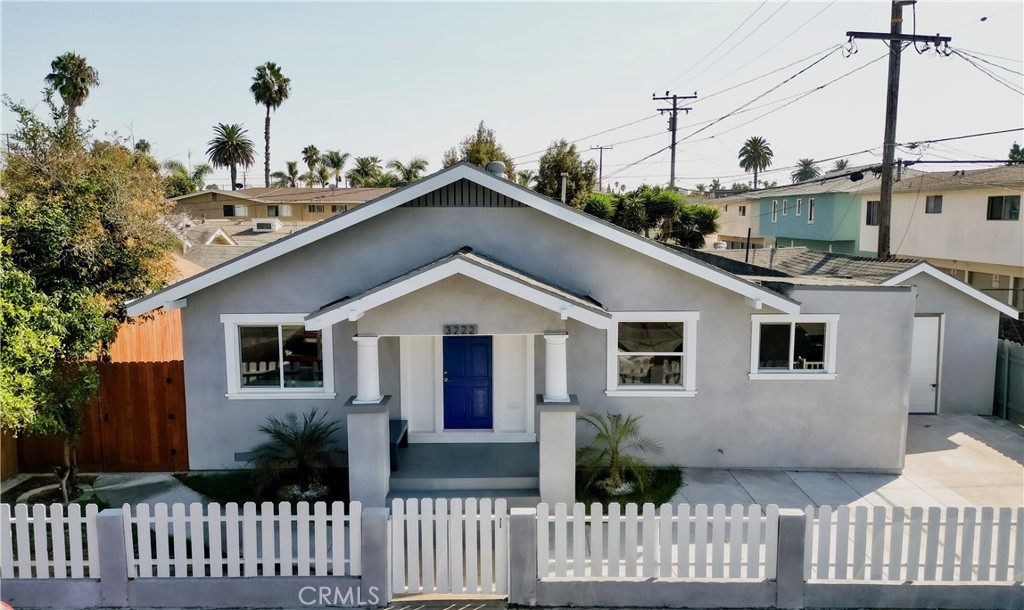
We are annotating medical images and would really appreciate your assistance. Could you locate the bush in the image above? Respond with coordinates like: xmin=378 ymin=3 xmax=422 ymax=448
xmin=247 ymin=409 xmax=343 ymax=496
xmin=577 ymin=412 xmax=664 ymax=494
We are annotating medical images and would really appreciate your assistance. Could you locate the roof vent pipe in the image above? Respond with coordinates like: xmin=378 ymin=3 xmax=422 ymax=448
xmin=714 ymin=241 xmax=727 ymax=250
xmin=485 ymin=161 xmax=506 ymax=179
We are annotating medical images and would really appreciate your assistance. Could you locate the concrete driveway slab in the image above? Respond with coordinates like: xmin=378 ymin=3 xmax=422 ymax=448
xmin=674 ymin=469 xmax=752 ymax=506
xmin=784 ymin=471 xmax=868 ymax=507
xmin=728 ymin=470 xmax=813 ymax=509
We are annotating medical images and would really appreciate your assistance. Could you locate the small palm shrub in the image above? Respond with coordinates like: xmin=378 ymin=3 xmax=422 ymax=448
xmin=577 ymin=412 xmax=664 ymax=495
xmin=247 ymin=409 xmax=342 ymax=498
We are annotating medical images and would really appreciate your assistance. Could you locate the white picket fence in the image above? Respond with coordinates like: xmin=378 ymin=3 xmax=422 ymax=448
xmin=537 ymin=503 xmax=780 ymax=580
xmin=122 ymin=501 xmax=361 ymax=578
xmin=805 ymin=505 xmax=1024 ymax=582
xmin=390 ymin=498 xmax=508 ymax=595
xmin=0 ymin=503 xmax=100 ymax=579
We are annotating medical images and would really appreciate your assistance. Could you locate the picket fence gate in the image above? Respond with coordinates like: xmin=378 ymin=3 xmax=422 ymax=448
xmin=390 ymin=498 xmax=508 ymax=595
xmin=121 ymin=501 xmax=362 ymax=578
xmin=805 ymin=505 xmax=1024 ymax=582
xmin=1 ymin=503 xmax=100 ymax=579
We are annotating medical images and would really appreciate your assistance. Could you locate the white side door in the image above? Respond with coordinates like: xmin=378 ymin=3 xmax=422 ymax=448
xmin=909 ymin=315 xmax=941 ymax=414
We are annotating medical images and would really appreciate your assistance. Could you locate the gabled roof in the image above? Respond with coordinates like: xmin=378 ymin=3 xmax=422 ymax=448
xmin=170 ymin=186 xmax=393 ymax=204
xmin=699 ymin=247 xmax=920 ymax=284
xmin=305 ymin=247 xmax=612 ymax=331
xmin=128 ymin=163 xmax=800 ymax=317
xmin=882 ymin=263 xmax=1020 ymax=318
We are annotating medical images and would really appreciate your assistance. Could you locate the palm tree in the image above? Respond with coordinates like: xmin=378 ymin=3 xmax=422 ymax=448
xmin=737 ymin=136 xmax=774 ymax=190
xmin=517 ymin=169 xmax=536 ymax=188
xmin=316 ymin=165 xmax=331 ymax=187
xmin=674 ymin=204 xmax=721 ymax=248
xmin=44 ymin=52 xmax=100 ymax=126
xmin=248 ymin=410 xmax=341 ymax=496
xmin=694 ymin=183 xmax=707 ymax=195
xmin=346 ymin=156 xmax=383 ymax=187
xmin=577 ymin=412 xmax=663 ymax=493
xmin=321 ymin=150 xmax=350 ymax=187
xmin=709 ymin=179 xmax=722 ymax=195
xmin=134 ymin=139 xmax=152 ymax=155
xmin=163 ymin=160 xmax=213 ymax=197
xmin=387 ymin=157 xmax=429 ymax=185
xmin=206 ymin=123 xmax=255 ymax=190
xmin=833 ymin=159 xmax=850 ymax=171
xmin=791 ymin=158 xmax=821 ymax=183
xmin=270 ymin=160 xmax=300 ymax=187
xmin=301 ymin=145 xmax=321 ymax=186
xmin=250 ymin=62 xmax=292 ymax=187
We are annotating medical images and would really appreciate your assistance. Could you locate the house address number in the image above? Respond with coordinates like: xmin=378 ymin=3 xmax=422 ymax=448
xmin=443 ymin=324 xmax=478 ymax=335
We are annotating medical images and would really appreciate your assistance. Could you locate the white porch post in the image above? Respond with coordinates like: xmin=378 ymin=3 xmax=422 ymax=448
xmin=543 ymin=332 xmax=570 ymax=403
xmin=353 ymin=334 xmax=382 ymax=404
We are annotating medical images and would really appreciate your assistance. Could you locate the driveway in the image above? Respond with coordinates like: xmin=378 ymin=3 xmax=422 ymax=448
xmin=672 ymin=415 xmax=1023 ymax=509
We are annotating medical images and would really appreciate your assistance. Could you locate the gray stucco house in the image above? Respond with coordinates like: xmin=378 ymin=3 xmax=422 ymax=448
xmin=127 ymin=163 xmax=1016 ymax=507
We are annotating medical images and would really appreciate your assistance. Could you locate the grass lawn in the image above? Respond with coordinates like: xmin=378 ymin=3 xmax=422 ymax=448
xmin=173 ymin=468 xmax=350 ymax=505
xmin=576 ymin=467 xmax=683 ymax=508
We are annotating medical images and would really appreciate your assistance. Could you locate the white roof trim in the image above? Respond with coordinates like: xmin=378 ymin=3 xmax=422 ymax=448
xmin=881 ymin=263 xmax=1020 ymax=318
xmin=169 ymin=189 xmax=260 ymax=203
xmin=129 ymin=163 xmax=799 ymax=317
xmin=304 ymin=257 xmax=611 ymax=331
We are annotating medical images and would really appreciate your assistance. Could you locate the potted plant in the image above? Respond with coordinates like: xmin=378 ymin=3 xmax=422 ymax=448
xmin=247 ymin=409 xmax=342 ymax=501
xmin=577 ymin=412 xmax=663 ymax=496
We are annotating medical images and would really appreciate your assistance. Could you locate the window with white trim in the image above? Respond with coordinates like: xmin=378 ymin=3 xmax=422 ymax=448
xmin=308 ymin=204 xmax=325 ymax=214
xmin=221 ymin=314 xmax=335 ymax=399
xmin=739 ymin=205 xmax=746 ymax=217
xmin=795 ymin=199 xmax=802 ymax=216
xmin=749 ymin=314 xmax=838 ymax=380
xmin=782 ymin=199 xmax=788 ymax=216
xmin=807 ymin=198 xmax=815 ymax=223
xmin=866 ymin=200 xmax=880 ymax=226
xmin=772 ymin=201 xmax=778 ymax=222
xmin=606 ymin=312 xmax=698 ymax=397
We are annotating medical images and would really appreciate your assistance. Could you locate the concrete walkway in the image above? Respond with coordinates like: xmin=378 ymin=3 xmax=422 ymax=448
xmin=92 ymin=472 xmax=211 ymax=506
xmin=671 ymin=415 xmax=1023 ymax=509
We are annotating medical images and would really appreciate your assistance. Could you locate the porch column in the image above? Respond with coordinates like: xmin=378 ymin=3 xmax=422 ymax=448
xmin=543 ymin=332 xmax=570 ymax=403
xmin=354 ymin=334 xmax=382 ymax=404
xmin=345 ymin=396 xmax=391 ymax=507
xmin=537 ymin=398 xmax=579 ymax=506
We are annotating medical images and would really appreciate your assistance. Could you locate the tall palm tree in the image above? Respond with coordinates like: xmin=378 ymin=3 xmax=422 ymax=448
xmin=387 ymin=157 xmax=429 ymax=185
xmin=301 ymin=145 xmax=321 ymax=186
xmin=270 ymin=160 xmax=300 ymax=187
xmin=250 ymin=62 xmax=292 ymax=187
xmin=321 ymin=150 xmax=350 ymax=187
xmin=833 ymin=159 xmax=850 ymax=171
xmin=709 ymin=179 xmax=722 ymax=195
xmin=44 ymin=52 xmax=100 ymax=126
xmin=517 ymin=169 xmax=536 ymax=188
xmin=346 ymin=156 xmax=383 ymax=187
xmin=791 ymin=158 xmax=821 ymax=183
xmin=316 ymin=165 xmax=331 ymax=187
xmin=163 ymin=160 xmax=213 ymax=197
xmin=206 ymin=123 xmax=255 ymax=191
xmin=737 ymin=136 xmax=774 ymax=190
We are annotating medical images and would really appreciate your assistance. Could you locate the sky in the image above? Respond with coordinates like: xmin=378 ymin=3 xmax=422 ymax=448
xmin=2 ymin=1 xmax=1022 ymax=191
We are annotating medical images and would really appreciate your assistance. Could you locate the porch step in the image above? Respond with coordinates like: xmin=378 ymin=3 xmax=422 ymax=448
xmin=387 ymin=488 xmax=541 ymax=509
xmin=389 ymin=475 xmax=539 ymax=492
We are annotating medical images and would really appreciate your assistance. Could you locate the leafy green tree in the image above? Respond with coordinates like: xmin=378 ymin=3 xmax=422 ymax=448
xmin=2 ymin=95 xmax=175 ymax=500
xmin=577 ymin=412 xmax=663 ymax=493
xmin=441 ymin=121 xmax=516 ymax=179
xmin=44 ymin=52 xmax=99 ymax=126
xmin=321 ymin=150 xmax=350 ymax=186
xmin=271 ymin=161 xmax=300 ymax=187
xmin=1008 ymin=142 xmax=1024 ymax=165
xmin=791 ymin=158 xmax=821 ymax=183
xmin=673 ymin=204 xmax=720 ymax=248
xmin=207 ymin=123 xmax=255 ymax=190
xmin=301 ymin=145 xmax=321 ymax=187
xmin=163 ymin=160 xmax=213 ymax=197
xmin=613 ymin=197 xmax=647 ymax=234
xmin=250 ymin=62 xmax=291 ymax=187
xmin=833 ymin=159 xmax=850 ymax=171
xmin=582 ymin=193 xmax=616 ymax=221
xmin=535 ymin=139 xmax=598 ymax=208
xmin=738 ymin=136 xmax=773 ymax=189
xmin=346 ymin=155 xmax=383 ymax=187
xmin=627 ymin=185 xmax=685 ymax=237
xmin=387 ymin=157 xmax=429 ymax=185
xmin=517 ymin=169 xmax=536 ymax=188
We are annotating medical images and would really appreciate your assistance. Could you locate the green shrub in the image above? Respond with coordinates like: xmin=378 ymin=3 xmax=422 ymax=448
xmin=247 ymin=409 xmax=342 ymax=496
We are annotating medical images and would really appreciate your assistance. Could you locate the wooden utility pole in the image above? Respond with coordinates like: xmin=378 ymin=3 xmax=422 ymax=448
xmin=591 ymin=145 xmax=613 ymax=191
xmin=847 ymin=1 xmax=950 ymax=258
xmin=652 ymin=91 xmax=696 ymax=189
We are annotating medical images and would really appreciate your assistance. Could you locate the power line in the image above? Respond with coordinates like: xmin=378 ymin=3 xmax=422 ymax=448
xmin=509 ymin=115 xmax=659 ymax=161
xmin=688 ymin=1 xmax=792 ymax=86
xmin=956 ymin=49 xmax=1024 ymax=77
xmin=958 ymin=47 xmax=1023 ymax=65
xmin=668 ymin=1 xmax=768 ymax=87
xmin=950 ymin=49 xmax=1024 ymax=95
xmin=604 ymin=145 xmax=672 ymax=180
xmin=692 ymin=45 xmax=840 ymax=106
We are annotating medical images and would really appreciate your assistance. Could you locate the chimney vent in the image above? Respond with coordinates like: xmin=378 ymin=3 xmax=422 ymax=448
xmin=485 ymin=161 xmax=506 ymax=178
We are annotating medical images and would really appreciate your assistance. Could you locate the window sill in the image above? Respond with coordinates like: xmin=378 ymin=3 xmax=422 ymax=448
xmin=226 ymin=391 xmax=338 ymax=400
xmin=748 ymin=373 xmax=836 ymax=381
xmin=605 ymin=389 xmax=697 ymax=398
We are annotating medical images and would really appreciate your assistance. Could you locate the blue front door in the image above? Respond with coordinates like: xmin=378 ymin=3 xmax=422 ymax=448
xmin=443 ymin=336 xmax=493 ymax=429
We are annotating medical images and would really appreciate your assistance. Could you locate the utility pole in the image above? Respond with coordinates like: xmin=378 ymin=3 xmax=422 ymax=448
xmin=590 ymin=145 xmax=613 ymax=191
xmin=652 ymin=91 xmax=696 ymax=189
xmin=847 ymin=1 xmax=950 ymax=259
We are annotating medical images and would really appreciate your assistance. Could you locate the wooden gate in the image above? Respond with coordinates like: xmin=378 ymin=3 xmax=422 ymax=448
xmin=18 ymin=361 xmax=189 ymax=472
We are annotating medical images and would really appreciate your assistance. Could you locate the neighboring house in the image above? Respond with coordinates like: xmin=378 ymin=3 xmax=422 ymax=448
xmin=857 ymin=165 xmax=1024 ymax=309
xmin=703 ymin=195 xmax=764 ymax=250
xmin=687 ymin=246 xmax=1019 ymax=417
xmin=170 ymin=218 xmax=325 ymax=269
xmin=171 ymin=186 xmax=393 ymax=223
xmin=128 ymin=163 xmax=966 ymax=507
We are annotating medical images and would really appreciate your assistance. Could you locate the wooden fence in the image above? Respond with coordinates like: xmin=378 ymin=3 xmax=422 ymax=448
xmin=805 ymin=505 xmax=1024 ymax=582
xmin=1 ymin=503 xmax=99 ymax=579
xmin=537 ymin=502 xmax=779 ymax=580
xmin=995 ymin=338 xmax=1024 ymax=421
xmin=390 ymin=497 xmax=508 ymax=595
xmin=122 ymin=501 xmax=362 ymax=578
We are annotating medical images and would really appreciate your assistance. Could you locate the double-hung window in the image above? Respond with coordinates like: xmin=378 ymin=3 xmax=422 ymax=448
xmin=750 ymin=314 xmax=838 ymax=380
xmin=739 ymin=205 xmax=747 ymax=217
xmin=987 ymin=195 xmax=1020 ymax=220
xmin=606 ymin=312 xmax=698 ymax=397
xmin=221 ymin=314 xmax=335 ymax=399
xmin=865 ymin=201 xmax=880 ymax=226
xmin=925 ymin=195 xmax=942 ymax=214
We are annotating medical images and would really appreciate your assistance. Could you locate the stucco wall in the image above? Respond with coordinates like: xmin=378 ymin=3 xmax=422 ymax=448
xmin=899 ymin=272 xmax=1001 ymax=414
xmin=180 ymin=204 xmax=915 ymax=471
